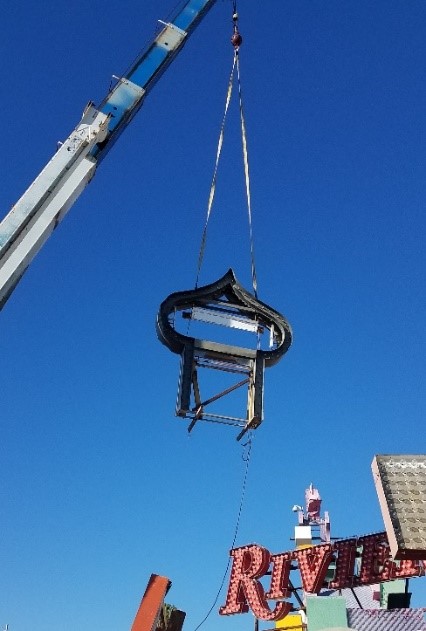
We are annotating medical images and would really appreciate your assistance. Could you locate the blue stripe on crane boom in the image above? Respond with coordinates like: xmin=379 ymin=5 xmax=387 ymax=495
xmin=93 ymin=0 xmax=217 ymax=161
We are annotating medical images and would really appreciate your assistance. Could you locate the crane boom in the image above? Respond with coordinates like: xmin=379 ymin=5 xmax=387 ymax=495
xmin=0 ymin=0 xmax=217 ymax=310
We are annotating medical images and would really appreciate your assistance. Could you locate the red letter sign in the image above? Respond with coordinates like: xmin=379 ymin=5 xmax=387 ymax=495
xmin=219 ymin=532 xmax=425 ymax=620
xmin=219 ymin=545 xmax=291 ymax=621
xmin=266 ymin=552 xmax=293 ymax=600
xmin=329 ymin=539 xmax=357 ymax=589
xmin=294 ymin=544 xmax=333 ymax=593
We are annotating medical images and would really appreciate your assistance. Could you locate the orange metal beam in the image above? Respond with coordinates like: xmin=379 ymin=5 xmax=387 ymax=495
xmin=131 ymin=574 xmax=171 ymax=631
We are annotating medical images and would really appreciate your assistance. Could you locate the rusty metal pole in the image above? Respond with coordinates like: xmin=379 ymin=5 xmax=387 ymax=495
xmin=131 ymin=575 xmax=171 ymax=631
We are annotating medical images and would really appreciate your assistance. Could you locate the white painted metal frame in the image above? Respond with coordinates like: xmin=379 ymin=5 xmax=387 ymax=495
xmin=0 ymin=105 xmax=108 ymax=307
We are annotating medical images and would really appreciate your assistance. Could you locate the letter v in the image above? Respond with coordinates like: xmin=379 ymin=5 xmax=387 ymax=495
xmin=294 ymin=544 xmax=333 ymax=593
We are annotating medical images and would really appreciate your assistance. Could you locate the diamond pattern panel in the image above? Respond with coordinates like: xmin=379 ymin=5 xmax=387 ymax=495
xmin=347 ymin=608 xmax=426 ymax=631
xmin=372 ymin=455 xmax=426 ymax=559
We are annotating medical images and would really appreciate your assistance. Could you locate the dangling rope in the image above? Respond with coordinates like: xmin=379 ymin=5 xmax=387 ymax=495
xmin=192 ymin=433 xmax=254 ymax=631
xmin=195 ymin=5 xmax=258 ymax=298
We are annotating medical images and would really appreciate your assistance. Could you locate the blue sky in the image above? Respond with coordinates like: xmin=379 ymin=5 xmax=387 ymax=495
xmin=1 ymin=1 xmax=426 ymax=629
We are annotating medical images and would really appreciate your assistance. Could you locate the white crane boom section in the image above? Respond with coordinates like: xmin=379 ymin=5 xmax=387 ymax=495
xmin=0 ymin=0 xmax=217 ymax=309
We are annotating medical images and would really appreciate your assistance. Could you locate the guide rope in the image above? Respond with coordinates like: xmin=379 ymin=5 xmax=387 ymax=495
xmin=195 ymin=4 xmax=258 ymax=298
xmin=192 ymin=432 xmax=253 ymax=631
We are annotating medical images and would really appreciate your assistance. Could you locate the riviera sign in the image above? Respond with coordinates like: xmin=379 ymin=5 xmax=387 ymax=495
xmin=219 ymin=532 xmax=425 ymax=621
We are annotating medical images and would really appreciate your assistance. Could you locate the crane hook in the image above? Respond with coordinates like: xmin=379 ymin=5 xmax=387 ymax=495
xmin=231 ymin=11 xmax=242 ymax=50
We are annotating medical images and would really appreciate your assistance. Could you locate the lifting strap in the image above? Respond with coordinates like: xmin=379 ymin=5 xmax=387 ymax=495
xmin=195 ymin=14 xmax=258 ymax=298
xmin=195 ymin=54 xmax=237 ymax=290
xmin=235 ymin=50 xmax=258 ymax=298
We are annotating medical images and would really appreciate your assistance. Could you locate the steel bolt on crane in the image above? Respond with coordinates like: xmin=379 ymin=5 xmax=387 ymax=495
xmin=0 ymin=0 xmax=218 ymax=310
